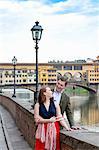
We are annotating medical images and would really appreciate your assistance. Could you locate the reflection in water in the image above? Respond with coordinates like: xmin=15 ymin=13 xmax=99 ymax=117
xmin=2 ymin=89 xmax=34 ymax=103
xmin=17 ymin=92 xmax=32 ymax=100
xmin=70 ymin=94 xmax=99 ymax=129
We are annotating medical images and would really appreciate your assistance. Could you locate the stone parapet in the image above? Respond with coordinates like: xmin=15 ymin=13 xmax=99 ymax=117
xmin=0 ymin=94 xmax=35 ymax=148
xmin=0 ymin=94 xmax=99 ymax=150
xmin=60 ymin=130 xmax=99 ymax=150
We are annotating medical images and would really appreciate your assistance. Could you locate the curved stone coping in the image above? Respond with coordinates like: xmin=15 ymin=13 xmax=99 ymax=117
xmin=60 ymin=129 xmax=99 ymax=150
xmin=0 ymin=93 xmax=34 ymax=112
xmin=0 ymin=93 xmax=99 ymax=150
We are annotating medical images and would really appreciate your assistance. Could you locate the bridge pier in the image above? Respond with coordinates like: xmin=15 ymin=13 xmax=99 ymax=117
xmin=91 ymin=84 xmax=99 ymax=94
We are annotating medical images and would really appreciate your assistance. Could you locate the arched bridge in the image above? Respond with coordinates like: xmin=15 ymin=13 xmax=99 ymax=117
xmin=1 ymin=83 xmax=97 ymax=94
xmin=71 ymin=83 xmax=97 ymax=94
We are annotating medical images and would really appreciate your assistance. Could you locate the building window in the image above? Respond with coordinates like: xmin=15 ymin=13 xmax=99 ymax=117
xmin=23 ymin=79 xmax=26 ymax=82
xmin=54 ymin=66 xmax=62 ymax=70
xmin=9 ymin=80 xmax=13 ymax=82
xmin=64 ymin=66 xmax=72 ymax=70
xmin=43 ymin=74 xmax=46 ymax=76
xmin=0 ymin=75 xmax=2 ymax=78
xmin=74 ymin=65 xmax=82 ymax=70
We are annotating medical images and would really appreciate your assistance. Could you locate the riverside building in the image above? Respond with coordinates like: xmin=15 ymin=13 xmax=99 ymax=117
xmin=0 ymin=56 xmax=99 ymax=86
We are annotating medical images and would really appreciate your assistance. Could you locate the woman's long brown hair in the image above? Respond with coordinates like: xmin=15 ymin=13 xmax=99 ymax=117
xmin=38 ymin=87 xmax=46 ymax=104
xmin=38 ymin=86 xmax=53 ymax=104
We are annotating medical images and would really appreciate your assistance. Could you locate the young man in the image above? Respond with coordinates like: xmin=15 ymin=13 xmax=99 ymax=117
xmin=53 ymin=76 xmax=80 ymax=129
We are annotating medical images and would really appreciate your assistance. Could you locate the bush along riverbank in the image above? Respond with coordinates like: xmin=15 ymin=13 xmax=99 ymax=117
xmin=65 ymin=86 xmax=89 ymax=96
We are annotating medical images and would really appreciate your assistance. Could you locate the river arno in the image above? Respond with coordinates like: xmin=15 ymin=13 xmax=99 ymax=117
xmin=70 ymin=94 xmax=99 ymax=131
xmin=2 ymin=88 xmax=99 ymax=131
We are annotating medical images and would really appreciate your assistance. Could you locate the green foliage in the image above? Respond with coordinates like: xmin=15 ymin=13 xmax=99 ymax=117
xmin=64 ymin=87 xmax=88 ymax=96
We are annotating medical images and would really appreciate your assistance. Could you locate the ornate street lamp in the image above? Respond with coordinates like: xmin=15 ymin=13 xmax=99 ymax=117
xmin=31 ymin=21 xmax=43 ymax=105
xmin=12 ymin=56 xmax=17 ymax=97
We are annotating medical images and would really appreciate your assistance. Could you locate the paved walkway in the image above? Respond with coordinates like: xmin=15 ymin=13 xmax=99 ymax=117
xmin=0 ymin=105 xmax=32 ymax=150
xmin=0 ymin=115 xmax=8 ymax=150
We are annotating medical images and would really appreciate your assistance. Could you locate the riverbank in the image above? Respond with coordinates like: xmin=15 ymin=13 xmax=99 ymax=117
xmin=65 ymin=86 xmax=89 ymax=96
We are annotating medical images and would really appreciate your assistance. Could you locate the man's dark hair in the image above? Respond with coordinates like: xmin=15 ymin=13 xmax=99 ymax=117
xmin=58 ymin=75 xmax=68 ymax=86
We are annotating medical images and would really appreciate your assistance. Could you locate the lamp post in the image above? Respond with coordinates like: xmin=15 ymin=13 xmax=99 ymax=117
xmin=0 ymin=71 xmax=2 ymax=93
xmin=12 ymin=56 xmax=17 ymax=97
xmin=31 ymin=21 xmax=43 ymax=105
xmin=0 ymin=83 xmax=2 ymax=94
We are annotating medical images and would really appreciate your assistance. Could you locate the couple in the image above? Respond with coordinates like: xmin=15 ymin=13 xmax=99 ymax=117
xmin=34 ymin=76 xmax=80 ymax=150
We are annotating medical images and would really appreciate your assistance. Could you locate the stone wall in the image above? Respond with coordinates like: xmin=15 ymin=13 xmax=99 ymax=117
xmin=0 ymin=94 xmax=99 ymax=150
xmin=0 ymin=95 xmax=35 ymax=148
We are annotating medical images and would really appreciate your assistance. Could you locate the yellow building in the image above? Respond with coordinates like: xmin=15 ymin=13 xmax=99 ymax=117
xmin=86 ymin=57 xmax=99 ymax=84
xmin=87 ymin=70 xmax=99 ymax=84
xmin=0 ymin=56 xmax=99 ymax=86
xmin=39 ymin=66 xmax=57 ymax=84
xmin=0 ymin=63 xmax=57 ymax=86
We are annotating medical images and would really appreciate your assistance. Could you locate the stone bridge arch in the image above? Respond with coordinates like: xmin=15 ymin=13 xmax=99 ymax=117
xmin=64 ymin=72 xmax=72 ymax=81
xmin=74 ymin=83 xmax=96 ymax=94
xmin=73 ymin=72 xmax=83 ymax=81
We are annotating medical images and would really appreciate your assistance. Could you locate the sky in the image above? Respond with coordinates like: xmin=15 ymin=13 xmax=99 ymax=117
xmin=0 ymin=0 xmax=99 ymax=63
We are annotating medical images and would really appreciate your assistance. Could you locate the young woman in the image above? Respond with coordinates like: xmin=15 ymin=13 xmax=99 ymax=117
xmin=34 ymin=86 xmax=72 ymax=150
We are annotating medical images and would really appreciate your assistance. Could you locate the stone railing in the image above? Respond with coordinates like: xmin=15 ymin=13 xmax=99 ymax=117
xmin=0 ymin=94 xmax=99 ymax=150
